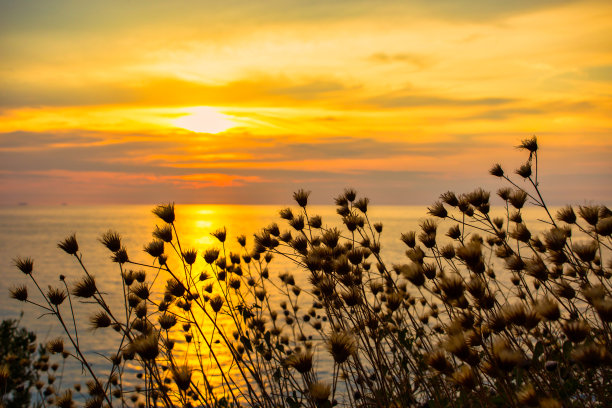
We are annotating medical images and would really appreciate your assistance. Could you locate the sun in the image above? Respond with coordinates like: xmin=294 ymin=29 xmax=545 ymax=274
xmin=173 ymin=107 xmax=235 ymax=134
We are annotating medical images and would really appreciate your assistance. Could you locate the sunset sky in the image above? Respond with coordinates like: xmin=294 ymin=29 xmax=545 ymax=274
xmin=1 ymin=0 xmax=610 ymax=205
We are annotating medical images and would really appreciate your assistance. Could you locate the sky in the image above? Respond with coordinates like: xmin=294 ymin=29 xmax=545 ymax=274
xmin=1 ymin=0 xmax=611 ymax=205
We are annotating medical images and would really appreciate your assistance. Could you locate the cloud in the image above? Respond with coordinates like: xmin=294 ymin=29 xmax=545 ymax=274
xmin=367 ymin=53 xmax=434 ymax=69
xmin=365 ymin=93 xmax=517 ymax=109
xmin=0 ymin=75 xmax=355 ymax=108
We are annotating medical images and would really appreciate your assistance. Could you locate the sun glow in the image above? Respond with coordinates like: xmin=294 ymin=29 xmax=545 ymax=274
xmin=173 ymin=107 xmax=235 ymax=134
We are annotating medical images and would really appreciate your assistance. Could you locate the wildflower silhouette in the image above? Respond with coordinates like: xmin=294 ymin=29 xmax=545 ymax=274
xmin=9 ymin=137 xmax=612 ymax=407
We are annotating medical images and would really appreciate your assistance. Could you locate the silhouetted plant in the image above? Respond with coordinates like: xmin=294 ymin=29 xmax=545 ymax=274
xmin=8 ymin=137 xmax=612 ymax=407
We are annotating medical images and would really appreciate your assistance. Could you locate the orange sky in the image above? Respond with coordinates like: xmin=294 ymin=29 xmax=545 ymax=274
xmin=1 ymin=0 xmax=611 ymax=205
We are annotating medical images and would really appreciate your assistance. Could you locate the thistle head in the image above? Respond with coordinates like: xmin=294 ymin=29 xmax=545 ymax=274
xmin=293 ymin=188 xmax=311 ymax=207
xmin=152 ymin=203 xmax=175 ymax=224
xmin=47 ymin=286 xmax=67 ymax=306
xmin=327 ymin=330 xmax=357 ymax=364
xmin=9 ymin=285 xmax=28 ymax=302
xmin=14 ymin=257 xmax=34 ymax=275
xmin=211 ymin=227 xmax=227 ymax=243
xmin=285 ymin=350 xmax=313 ymax=373
xmin=58 ymin=234 xmax=79 ymax=255
xmin=172 ymin=365 xmax=192 ymax=391
xmin=71 ymin=275 xmax=97 ymax=298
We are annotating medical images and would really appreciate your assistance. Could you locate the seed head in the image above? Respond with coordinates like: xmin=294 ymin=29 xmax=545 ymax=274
xmin=289 ymin=215 xmax=305 ymax=231
xmin=440 ymin=191 xmax=459 ymax=206
xmin=515 ymin=162 xmax=532 ymax=178
xmin=90 ymin=311 xmax=111 ymax=329
xmin=181 ymin=249 xmax=197 ymax=265
xmin=211 ymin=227 xmax=226 ymax=243
xmin=440 ymin=274 xmax=464 ymax=300
xmin=427 ymin=201 xmax=447 ymax=218
xmin=596 ymin=217 xmax=612 ymax=236
xmin=229 ymin=277 xmax=241 ymax=290
xmin=143 ymin=240 xmax=164 ymax=258
xmin=354 ymin=197 xmax=369 ymax=213
xmin=518 ymin=136 xmax=538 ymax=153
xmin=573 ymin=241 xmax=597 ymax=263
xmin=516 ymin=383 xmax=538 ymax=407
xmin=489 ymin=163 xmax=504 ymax=177
xmin=292 ymin=188 xmax=310 ymax=207
xmin=58 ymin=234 xmax=79 ymax=255
xmin=309 ymin=381 xmax=331 ymax=404
xmin=509 ymin=190 xmax=528 ymax=209
xmin=425 ymin=350 xmax=452 ymax=373
xmin=165 ymin=278 xmax=185 ymax=297
xmin=401 ymin=231 xmax=416 ymax=248
xmin=397 ymin=264 xmax=425 ymax=287
xmin=544 ymin=228 xmax=567 ymax=251
xmin=556 ymin=206 xmax=576 ymax=224
xmin=99 ymin=230 xmax=122 ymax=252
xmin=153 ymin=225 xmax=172 ymax=243
xmin=341 ymin=287 xmax=362 ymax=307
xmin=210 ymin=295 xmax=224 ymax=313
xmin=343 ymin=188 xmax=357 ymax=202
xmin=134 ymin=270 xmax=146 ymax=283
xmin=55 ymin=390 xmax=73 ymax=408
xmin=131 ymin=283 xmax=150 ymax=300
xmin=534 ymin=296 xmax=560 ymax=321
xmin=447 ymin=225 xmax=461 ymax=240
xmin=152 ymin=203 xmax=175 ymax=224
xmin=279 ymin=207 xmax=294 ymax=221
xmin=578 ymin=205 xmax=599 ymax=226
xmin=172 ymin=365 xmax=192 ymax=391
xmin=14 ymin=257 xmax=34 ymax=275
xmin=562 ymin=320 xmax=590 ymax=343
xmin=47 ymin=287 xmax=67 ymax=306
xmin=72 ymin=275 xmax=97 ymax=298
xmin=9 ymin=285 xmax=28 ymax=301
xmin=47 ymin=338 xmax=64 ymax=354
xmin=111 ymin=247 xmax=129 ymax=264
xmin=327 ymin=331 xmax=357 ymax=364
xmin=593 ymin=298 xmax=612 ymax=322
xmin=285 ymin=350 xmax=313 ymax=373
xmin=452 ymin=365 xmax=476 ymax=389
xmin=131 ymin=334 xmax=159 ymax=361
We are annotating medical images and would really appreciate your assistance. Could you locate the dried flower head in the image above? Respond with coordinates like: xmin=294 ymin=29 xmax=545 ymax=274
xmin=14 ymin=257 xmax=34 ymax=275
xmin=210 ymin=295 xmax=224 ymax=313
xmin=285 ymin=350 xmax=314 ymax=373
xmin=534 ymin=297 xmax=560 ymax=321
xmin=211 ymin=227 xmax=227 ymax=243
xmin=172 ymin=365 xmax=192 ymax=391
xmin=516 ymin=383 xmax=538 ymax=407
xmin=47 ymin=338 xmax=64 ymax=354
xmin=131 ymin=283 xmax=150 ymax=300
xmin=9 ymin=285 xmax=28 ymax=301
xmin=562 ymin=320 xmax=590 ymax=343
xmin=152 ymin=203 xmax=175 ymax=224
xmin=72 ymin=275 xmax=97 ymax=298
xmin=309 ymin=381 xmax=331 ymax=404
xmin=327 ymin=331 xmax=357 ymax=364
xmin=90 ymin=311 xmax=111 ymax=329
xmin=131 ymin=334 xmax=159 ymax=361
xmin=99 ymin=230 xmax=122 ymax=252
xmin=515 ymin=162 xmax=532 ymax=178
xmin=293 ymin=189 xmax=310 ymax=207
xmin=489 ymin=163 xmax=504 ymax=177
xmin=578 ymin=205 xmax=599 ymax=226
xmin=47 ymin=287 xmax=67 ymax=306
xmin=58 ymin=234 xmax=79 ymax=255
xmin=143 ymin=240 xmax=164 ymax=258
